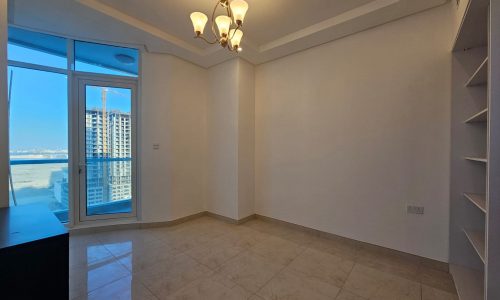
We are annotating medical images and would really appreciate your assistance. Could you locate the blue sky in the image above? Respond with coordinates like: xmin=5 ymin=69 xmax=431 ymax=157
xmin=8 ymin=44 xmax=132 ymax=151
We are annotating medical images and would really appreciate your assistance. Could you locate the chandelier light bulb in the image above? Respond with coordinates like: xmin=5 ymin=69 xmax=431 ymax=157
xmin=230 ymin=0 xmax=248 ymax=25
xmin=189 ymin=0 xmax=249 ymax=53
xmin=215 ymin=15 xmax=232 ymax=37
xmin=229 ymin=29 xmax=243 ymax=49
xmin=190 ymin=12 xmax=208 ymax=35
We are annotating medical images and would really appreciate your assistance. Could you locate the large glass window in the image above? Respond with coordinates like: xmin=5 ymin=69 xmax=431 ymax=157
xmin=75 ymin=41 xmax=139 ymax=77
xmin=8 ymin=67 xmax=69 ymax=222
xmin=83 ymin=85 xmax=133 ymax=216
xmin=7 ymin=26 xmax=139 ymax=224
xmin=8 ymin=27 xmax=67 ymax=69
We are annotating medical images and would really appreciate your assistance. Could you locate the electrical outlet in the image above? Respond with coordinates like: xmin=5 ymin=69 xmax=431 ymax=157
xmin=407 ymin=205 xmax=424 ymax=215
xmin=153 ymin=144 xmax=160 ymax=150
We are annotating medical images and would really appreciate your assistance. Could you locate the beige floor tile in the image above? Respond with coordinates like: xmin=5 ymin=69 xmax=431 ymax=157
xmin=134 ymin=253 xmax=211 ymax=298
xmin=257 ymin=269 xmax=340 ymax=300
xmin=70 ymin=243 xmax=114 ymax=269
xmin=419 ymin=265 xmax=457 ymax=294
xmin=116 ymin=242 xmax=181 ymax=273
xmin=185 ymin=235 xmax=245 ymax=270
xmin=70 ymin=233 xmax=101 ymax=249
xmin=94 ymin=228 xmax=161 ymax=246
xmin=69 ymin=258 xmax=131 ymax=299
xmin=77 ymin=275 xmax=158 ymax=300
xmin=309 ymin=235 xmax=358 ymax=261
xmin=166 ymin=273 xmax=252 ymax=300
xmin=221 ymin=226 xmax=273 ymax=249
xmin=68 ymin=217 xmax=457 ymax=300
xmin=355 ymin=244 xmax=420 ymax=282
xmin=217 ymin=250 xmax=284 ymax=293
xmin=288 ymin=248 xmax=354 ymax=287
xmin=250 ymin=235 xmax=305 ymax=266
xmin=422 ymin=285 xmax=459 ymax=300
xmin=335 ymin=289 xmax=367 ymax=300
xmin=343 ymin=264 xmax=421 ymax=300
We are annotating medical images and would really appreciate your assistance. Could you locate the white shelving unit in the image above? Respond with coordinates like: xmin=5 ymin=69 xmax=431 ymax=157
xmin=464 ymin=157 xmax=488 ymax=163
xmin=464 ymin=193 xmax=487 ymax=213
xmin=450 ymin=0 xmax=500 ymax=299
xmin=463 ymin=228 xmax=486 ymax=262
xmin=464 ymin=108 xmax=488 ymax=123
xmin=465 ymin=57 xmax=488 ymax=87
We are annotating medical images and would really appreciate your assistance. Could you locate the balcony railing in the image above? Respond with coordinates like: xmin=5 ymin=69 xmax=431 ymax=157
xmin=9 ymin=157 xmax=132 ymax=222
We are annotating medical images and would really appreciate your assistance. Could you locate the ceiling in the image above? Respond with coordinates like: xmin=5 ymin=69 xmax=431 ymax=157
xmin=8 ymin=0 xmax=449 ymax=68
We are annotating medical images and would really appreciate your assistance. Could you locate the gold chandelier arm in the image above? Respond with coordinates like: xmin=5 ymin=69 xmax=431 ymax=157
xmin=195 ymin=35 xmax=218 ymax=45
xmin=210 ymin=0 xmax=220 ymax=42
xmin=228 ymin=24 xmax=241 ymax=40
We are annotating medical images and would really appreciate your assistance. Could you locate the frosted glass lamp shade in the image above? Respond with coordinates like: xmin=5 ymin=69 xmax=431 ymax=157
xmin=230 ymin=0 xmax=248 ymax=25
xmin=190 ymin=12 xmax=208 ymax=35
xmin=229 ymin=29 xmax=243 ymax=49
xmin=215 ymin=15 xmax=232 ymax=37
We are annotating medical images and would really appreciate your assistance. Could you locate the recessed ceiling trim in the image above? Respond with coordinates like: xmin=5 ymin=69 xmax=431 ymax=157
xmin=77 ymin=0 xmax=204 ymax=55
xmin=259 ymin=0 xmax=399 ymax=52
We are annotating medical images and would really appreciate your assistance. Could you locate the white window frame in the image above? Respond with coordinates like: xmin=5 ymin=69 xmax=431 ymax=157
xmin=74 ymin=74 xmax=138 ymax=222
xmin=7 ymin=27 xmax=141 ymax=226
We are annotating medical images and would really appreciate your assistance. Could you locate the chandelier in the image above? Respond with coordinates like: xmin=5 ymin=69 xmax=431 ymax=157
xmin=190 ymin=0 xmax=249 ymax=53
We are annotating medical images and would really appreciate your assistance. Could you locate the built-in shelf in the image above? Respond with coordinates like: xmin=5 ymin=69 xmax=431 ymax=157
xmin=465 ymin=58 xmax=488 ymax=87
xmin=463 ymin=228 xmax=486 ymax=263
xmin=453 ymin=0 xmax=489 ymax=51
xmin=464 ymin=193 xmax=487 ymax=213
xmin=464 ymin=108 xmax=488 ymax=123
xmin=450 ymin=264 xmax=484 ymax=300
xmin=464 ymin=157 xmax=488 ymax=163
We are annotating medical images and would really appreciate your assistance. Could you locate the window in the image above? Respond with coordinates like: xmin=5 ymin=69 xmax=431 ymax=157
xmin=8 ymin=27 xmax=67 ymax=69
xmin=8 ymin=67 xmax=69 ymax=222
xmin=75 ymin=41 xmax=139 ymax=77
xmin=7 ymin=26 xmax=139 ymax=224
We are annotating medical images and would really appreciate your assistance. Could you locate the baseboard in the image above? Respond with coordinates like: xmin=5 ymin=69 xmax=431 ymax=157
xmin=70 ymin=211 xmax=254 ymax=234
xmin=206 ymin=212 xmax=256 ymax=224
xmin=254 ymin=214 xmax=449 ymax=272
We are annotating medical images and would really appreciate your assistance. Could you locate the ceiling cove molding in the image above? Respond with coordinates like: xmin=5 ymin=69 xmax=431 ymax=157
xmin=259 ymin=0 xmax=399 ymax=52
xmin=75 ymin=0 xmax=448 ymax=68
xmin=76 ymin=0 xmax=204 ymax=55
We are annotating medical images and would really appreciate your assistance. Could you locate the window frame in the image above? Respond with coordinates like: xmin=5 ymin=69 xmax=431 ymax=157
xmin=7 ymin=26 xmax=141 ymax=227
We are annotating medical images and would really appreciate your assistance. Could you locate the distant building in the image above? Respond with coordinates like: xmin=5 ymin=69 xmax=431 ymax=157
xmin=85 ymin=108 xmax=132 ymax=206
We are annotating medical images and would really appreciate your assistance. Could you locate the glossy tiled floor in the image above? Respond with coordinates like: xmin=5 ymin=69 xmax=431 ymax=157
xmin=70 ymin=216 xmax=458 ymax=300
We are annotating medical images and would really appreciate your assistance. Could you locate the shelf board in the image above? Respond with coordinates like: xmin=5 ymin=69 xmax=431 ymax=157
xmin=463 ymin=228 xmax=485 ymax=263
xmin=450 ymin=264 xmax=484 ymax=300
xmin=453 ymin=0 xmax=489 ymax=51
xmin=464 ymin=108 xmax=488 ymax=123
xmin=464 ymin=157 xmax=488 ymax=163
xmin=465 ymin=57 xmax=488 ymax=87
xmin=464 ymin=193 xmax=486 ymax=213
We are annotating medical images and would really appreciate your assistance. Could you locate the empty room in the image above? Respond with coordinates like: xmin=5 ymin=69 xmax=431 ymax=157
xmin=0 ymin=0 xmax=498 ymax=299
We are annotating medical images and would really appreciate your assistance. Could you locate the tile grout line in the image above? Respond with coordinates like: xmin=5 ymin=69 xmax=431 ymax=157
xmin=251 ymin=245 xmax=309 ymax=298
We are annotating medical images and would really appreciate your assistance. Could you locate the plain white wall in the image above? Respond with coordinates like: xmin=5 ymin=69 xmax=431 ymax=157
xmin=140 ymin=52 xmax=207 ymax=222
xmin=206 ymin=59 xmax=239 ymax=219
xmin=237 ymin=59 xmax=255 ymax=219
xmin=206 ymin=58 xmax=255 ymax=220
xmin=255 ymin=4 xmax=453 ymax=261
xmin=0 ymin=0 xmax=8 ymax=208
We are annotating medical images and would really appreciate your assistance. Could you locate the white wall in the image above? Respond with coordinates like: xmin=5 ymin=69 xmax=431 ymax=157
xmin=206 ymin=59 xmax=239 ymax=219
xmin=237 ymin=59 xmax=255 ymax=219
xmin=140 ymin=52 xmax=207 ymax=222
xmin=0 ymin=0 xmax=8 ymax=208
xmin=206 ymin=58 xmax=255 ymax=220
xmin=255 ymin=4 xmax=453 ymax=261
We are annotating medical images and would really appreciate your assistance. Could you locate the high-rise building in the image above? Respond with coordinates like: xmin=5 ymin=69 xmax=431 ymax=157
xmin=85 ymin=108 xmax=131 ymax=206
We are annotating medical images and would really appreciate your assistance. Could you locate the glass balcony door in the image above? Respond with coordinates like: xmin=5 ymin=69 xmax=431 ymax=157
xmin=76 ymin=76 xmax=137 ymax=221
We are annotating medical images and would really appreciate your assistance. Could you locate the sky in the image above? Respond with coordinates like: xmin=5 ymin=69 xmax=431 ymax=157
xmin=8 ymin=44 xmax=133 ymax=152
